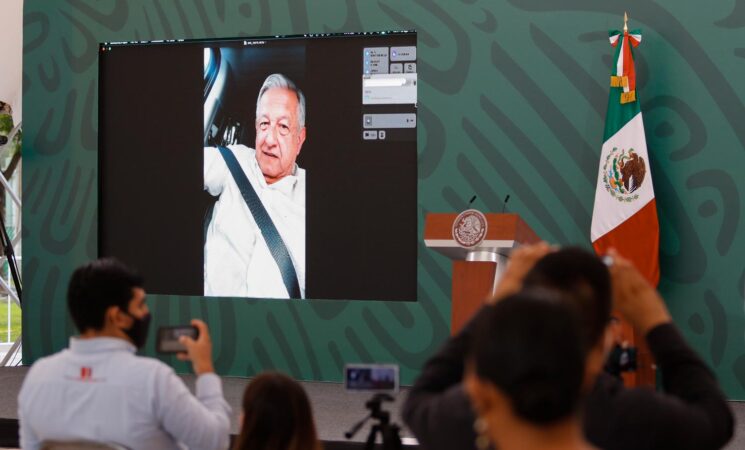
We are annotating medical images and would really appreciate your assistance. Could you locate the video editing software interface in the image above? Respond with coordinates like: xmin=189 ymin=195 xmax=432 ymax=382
xmin=99 ymin=31 xmax=418 ymax=301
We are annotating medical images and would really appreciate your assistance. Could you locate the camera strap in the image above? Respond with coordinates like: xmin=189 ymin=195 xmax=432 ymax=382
xmin=217 ymin=146 xmax=301 ymax=298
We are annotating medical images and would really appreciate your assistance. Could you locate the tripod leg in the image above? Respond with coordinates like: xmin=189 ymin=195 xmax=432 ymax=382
xmin=381 ymin=424 xmax=403 ymax=450
xmin=365 ymin=424 xmax=380 ymax=450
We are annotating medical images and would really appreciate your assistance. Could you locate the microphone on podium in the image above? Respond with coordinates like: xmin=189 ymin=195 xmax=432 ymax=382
xmin=501 ymin=194 xmax=511 ymax=213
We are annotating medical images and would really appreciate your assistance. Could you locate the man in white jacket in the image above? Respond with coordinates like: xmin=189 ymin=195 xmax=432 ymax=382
xmin=204 ymin=73 xmax=306 ymax=299
xmin=18 ymin=258 xmax=231 ymax=450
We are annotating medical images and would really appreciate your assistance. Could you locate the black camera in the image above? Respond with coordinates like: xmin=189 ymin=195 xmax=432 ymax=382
xmin=605 ymin=344 xmax=638 ymax=378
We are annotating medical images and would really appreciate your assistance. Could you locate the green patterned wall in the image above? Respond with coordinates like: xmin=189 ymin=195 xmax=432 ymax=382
xmin=21 ymin=0 xmax=745 ymax=397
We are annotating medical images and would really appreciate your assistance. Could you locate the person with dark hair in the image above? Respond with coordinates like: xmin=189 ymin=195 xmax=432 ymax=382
xmin=520 ymin=246 xmax=612 ymax=348
xmin=18 ymin=258 xmax=231 ymax=450
xmin=465 ymin=291 xmax=594 ymax=450
xmin=403 ymin=243 xmax=733 ymax=450
xmin=233 ymin=372 xmax=321 ymax=450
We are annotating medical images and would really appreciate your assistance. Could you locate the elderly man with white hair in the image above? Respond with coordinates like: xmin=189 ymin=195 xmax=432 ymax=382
xmin=204 ymin=73 xmax=306 ymax=299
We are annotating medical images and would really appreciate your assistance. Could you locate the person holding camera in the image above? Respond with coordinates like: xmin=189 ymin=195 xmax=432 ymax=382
xmin=403 ymin=244 xmax=733 ymax=450
xmin=18 ymin=258 xmax=231 ymax=450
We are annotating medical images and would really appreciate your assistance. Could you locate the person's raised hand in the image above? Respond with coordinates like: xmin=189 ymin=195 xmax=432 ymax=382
xmin=176 ymin=319 xmax=215 ymax=376
xmin=607 ymin=248 xmax=671 ymax=335
xmin=487 ymin=241 xmax=556 ymax=303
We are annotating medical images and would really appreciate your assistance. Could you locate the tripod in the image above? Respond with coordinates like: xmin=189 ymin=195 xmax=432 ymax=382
xmin=345 ymin=393 xmax=402 ymax=450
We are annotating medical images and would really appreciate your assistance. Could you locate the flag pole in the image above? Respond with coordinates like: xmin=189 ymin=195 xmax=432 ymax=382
xmin=624 ymin=12 xmax=629 ymax=33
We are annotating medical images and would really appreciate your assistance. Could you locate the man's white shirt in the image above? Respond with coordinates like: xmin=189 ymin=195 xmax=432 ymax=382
xmin=204 ymin=144 xmax=305 ymax=299
xmin=18 ymin=337 xmax=231 ymax=450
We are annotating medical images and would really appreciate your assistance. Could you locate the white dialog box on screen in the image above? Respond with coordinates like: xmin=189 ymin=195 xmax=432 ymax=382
xmin=362 ymin=73 xmax=417 ymax=104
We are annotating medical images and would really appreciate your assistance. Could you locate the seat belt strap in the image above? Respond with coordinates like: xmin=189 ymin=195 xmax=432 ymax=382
xmin=217 ymin=146 xmax=301 ymax=298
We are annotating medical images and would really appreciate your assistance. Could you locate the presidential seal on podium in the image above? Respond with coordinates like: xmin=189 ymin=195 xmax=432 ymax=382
xmin=452 ymin=209 xmax=488 ymax=248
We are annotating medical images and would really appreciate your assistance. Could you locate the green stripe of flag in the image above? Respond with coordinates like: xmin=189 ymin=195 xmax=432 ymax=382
xmin=603 ymin=33 xmax=642 ymax=142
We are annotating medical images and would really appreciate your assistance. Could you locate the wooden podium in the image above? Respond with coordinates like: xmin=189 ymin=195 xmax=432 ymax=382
xmin=424 ymin=213 xmax=539 ymax=334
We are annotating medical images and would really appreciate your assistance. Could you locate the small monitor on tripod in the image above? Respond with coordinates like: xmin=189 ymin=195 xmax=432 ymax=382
xmin=345 ymin=363 xmax=399 ymax=394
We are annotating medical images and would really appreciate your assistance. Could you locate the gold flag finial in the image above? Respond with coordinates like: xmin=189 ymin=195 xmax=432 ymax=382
xmin=624 ymin=12 xmax=629 ymax=32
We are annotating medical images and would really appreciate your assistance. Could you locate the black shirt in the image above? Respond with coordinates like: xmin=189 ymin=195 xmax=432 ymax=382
xmin=402 ymin=307 xmax=733 ymax=450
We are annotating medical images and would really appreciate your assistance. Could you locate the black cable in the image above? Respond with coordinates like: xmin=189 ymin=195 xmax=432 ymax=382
xmin=0 ymin=211 xmax=22 ymax=305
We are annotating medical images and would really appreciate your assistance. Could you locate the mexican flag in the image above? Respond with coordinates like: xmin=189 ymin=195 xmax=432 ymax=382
xmin=591 ymin=27 xmax=660 ymax=286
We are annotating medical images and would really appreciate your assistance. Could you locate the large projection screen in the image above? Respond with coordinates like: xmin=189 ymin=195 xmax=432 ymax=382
xmin=99 ymin=31 xmax=418 ymax=302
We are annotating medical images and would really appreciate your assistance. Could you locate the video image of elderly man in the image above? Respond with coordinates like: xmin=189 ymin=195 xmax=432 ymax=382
xmin=204 ymin=73 xmax=306 ymax=299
